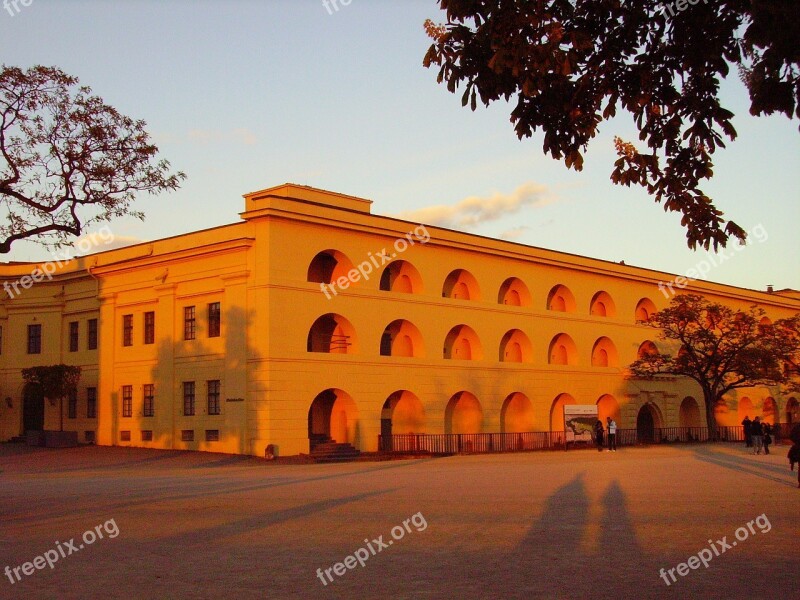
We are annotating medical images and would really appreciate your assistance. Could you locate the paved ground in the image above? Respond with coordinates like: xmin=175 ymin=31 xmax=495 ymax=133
xmin=1 ymin=442 xmax=798 ymax=600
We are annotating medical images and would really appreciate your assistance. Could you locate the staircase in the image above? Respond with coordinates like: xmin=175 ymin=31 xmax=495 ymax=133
xmin=310 ymin=436 xmax=361 ymax=462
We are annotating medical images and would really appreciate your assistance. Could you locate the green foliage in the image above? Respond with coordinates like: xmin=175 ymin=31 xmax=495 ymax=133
xmin=424 ymin=1 xmax=799 ymax=250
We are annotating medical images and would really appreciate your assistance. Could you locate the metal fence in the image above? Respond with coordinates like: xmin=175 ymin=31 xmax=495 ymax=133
xmin=378 ymin=424 xmax=796 ymax=455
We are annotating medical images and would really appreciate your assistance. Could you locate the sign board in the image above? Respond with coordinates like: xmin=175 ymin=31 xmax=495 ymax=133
xmin=564 ymin=405 xmax=598 ymax=444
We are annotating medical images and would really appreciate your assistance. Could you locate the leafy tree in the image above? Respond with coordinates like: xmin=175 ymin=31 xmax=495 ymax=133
xmin=0 ymin=65 xmax=185 ymax=254
xmin=423 ymin=1 xmax=799 ymax=250
xmin=629 ymin=294 xmax=800 ymax=438
xmin=22 ymin=364 xmax=82 ymax=432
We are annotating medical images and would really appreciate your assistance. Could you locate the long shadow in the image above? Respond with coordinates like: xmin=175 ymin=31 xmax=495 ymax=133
xmin=692 ymin=447 xmax=796 ymax=488
xmin=4 ymin=456 xmax=437 ymax=527
xmin=157 ymin=488 xmax=395 ymax=547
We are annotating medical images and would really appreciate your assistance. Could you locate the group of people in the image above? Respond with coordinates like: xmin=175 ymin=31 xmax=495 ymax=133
xmin=593 ymin=417 xmax=617 ymax=452
xmin=741 ymin=415 xmax=774 ymax=455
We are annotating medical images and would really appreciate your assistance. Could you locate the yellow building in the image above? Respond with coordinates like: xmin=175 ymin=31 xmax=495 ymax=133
xmin=1 ymin=184 xmax=798 ymax=456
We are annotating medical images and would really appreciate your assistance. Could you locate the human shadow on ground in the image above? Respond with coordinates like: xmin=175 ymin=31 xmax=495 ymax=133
xmin=692 ymin=447 xmax=795 ymax=488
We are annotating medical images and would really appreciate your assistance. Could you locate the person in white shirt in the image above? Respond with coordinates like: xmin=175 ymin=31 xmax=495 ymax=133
xmin=606 ymin=417 xmax=617 ymax=451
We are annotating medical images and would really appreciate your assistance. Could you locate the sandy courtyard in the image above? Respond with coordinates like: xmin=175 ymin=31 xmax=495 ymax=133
xmin=1 ymin=442 xmax=798 ymax=600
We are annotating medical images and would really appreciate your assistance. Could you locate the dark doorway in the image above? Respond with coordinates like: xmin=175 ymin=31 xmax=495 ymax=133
xmin=637 ymin=406 xmax=656 ymax=443
xmin=23 ymin=384 xmax=45 ymax=432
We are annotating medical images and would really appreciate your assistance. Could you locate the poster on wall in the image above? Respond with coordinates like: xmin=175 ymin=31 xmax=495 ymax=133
xmin=564 ymin=405 xmax=599 ymax=445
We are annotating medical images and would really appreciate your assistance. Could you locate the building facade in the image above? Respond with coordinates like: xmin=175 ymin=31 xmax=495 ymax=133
xmin=1 ymin=184 xmax=798 ymax=456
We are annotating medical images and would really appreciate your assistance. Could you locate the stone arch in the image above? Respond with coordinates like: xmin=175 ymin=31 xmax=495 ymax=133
xmin=307 ymin=313 xmax=358 ymax=354
xmin=635 ymin=297 xmax=657 ymax=322
xmin=307 ymin=250 xmax=355 ymax=284
xmin=445 ymin=391 xmax=483 ymax=434
xmin=444 ymin=325 xmax=483 ymax=360
xmin=499 ymin=329 xmax=533 ymax=363
xmin=737 ymin=396 xmax=754 ymax=423
xmin=500 ymin=392 xmax=534 ymax=433
xmin=382 ymin=390 xmax=426 ymax=435
xmin=591 ymin=336 xmax=619 ymax=367
xmin=443 ymin=269 xmax=480 ymax=301
xmin=380 ymin=319 xmax=424 ymax=358
xmin=762 ymin=397 xmax=777 ymax=424
xmin=549 ymin=393 xmax=577 ymax=432
xmin=679 ymin=396 xmax=702 ymax=428
xmin=547 ymin=284 xmax=577 ymax=312
xmin=596 ymin=394 xmax=620 ymax=423
xmin=308 ymin=388 xmax=360 ymax=449
xmin=379 ymin=260 xmax=423 ymax=294
xmin=548 ymin=333 xmax=578 ymax=365
xmin=590 ymin=291 xmax=617 ymax=317
xmin=637 ymin=402 xmax=664 ymax=443
xmin=498 ymin=277 xmax=532 ymax=306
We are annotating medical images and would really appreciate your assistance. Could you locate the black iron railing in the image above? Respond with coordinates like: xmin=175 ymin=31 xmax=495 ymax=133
xmin=379 ymin=425 xmax=781 ymax=454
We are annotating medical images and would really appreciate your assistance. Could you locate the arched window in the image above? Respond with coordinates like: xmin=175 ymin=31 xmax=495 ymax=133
xmin=379 ymin=260 xmax=423 ymax=294
xmin=444 ymin=325 xmax=483 ymax=360
xmin=590 ymin=291 xmax=617 ymax=317
xmin=591 ymin=337 xmax=619 ymax=367
xmin=307 ymin=250 xmax=355 ymax=284
xmin=635 ymin=298 xmax=657 ymax=322
xmin=547 ymin=285 xmax=577 ymax=312
xmin=548 ymin=333 xmax=578 ymax=365
xmin=379 ymin=320 xmax=424 ymax=357
xmin=498 ymin=277 xmax=532 ymax=306
xmin=499 ymin=329 xmax=533 ymax=363
xmin=307 ymin=314 xmax=358 ymax=354
xmin=442 ymin=269 xmax=480 ymax=301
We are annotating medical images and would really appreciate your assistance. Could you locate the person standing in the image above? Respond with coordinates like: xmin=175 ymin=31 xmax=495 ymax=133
xmin=594 ymin=420 xmax=605 ymax=452
xmin=606 ymin=417 xmax=617 ymax=452
xmin=741 ymin=415 xmax=752 ymax=447
xmin=750 ymin=416 xmax=764 ymax=455
xmin=762 ymin=422 xmax=772 ymax=455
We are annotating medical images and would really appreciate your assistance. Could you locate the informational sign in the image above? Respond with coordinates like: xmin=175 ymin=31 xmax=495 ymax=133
xmin=564 ymin=405 xmax=599 ymax=443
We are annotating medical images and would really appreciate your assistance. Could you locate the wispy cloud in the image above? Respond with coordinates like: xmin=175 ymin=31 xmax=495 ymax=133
xmin=499 ymin=226 xmax=530 ymax=240
xmin=395 ymin=182 xmax=556 ymax=229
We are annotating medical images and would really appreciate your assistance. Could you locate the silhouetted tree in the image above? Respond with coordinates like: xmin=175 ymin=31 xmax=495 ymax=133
xmin=423 ymin=1 xmax=799 ymax=249
xmin=0 ymin=65 xmax=185 ymax=253
xmin=22 ymin=364 xmax=81 ymax=431
xmin=629 ymin=294 xmax=800 ymax=438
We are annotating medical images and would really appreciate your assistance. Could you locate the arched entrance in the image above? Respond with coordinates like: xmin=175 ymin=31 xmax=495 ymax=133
xmin=500 ymin=392 xmax=534 ymax=433
xmin=637 ymin=403 xmax=663 ymax=443
xmin=444 ymin=392 xmax=483 ymax=434
xmin=23 ymin=383 xmax=45 ymax=433
xmin=679 ymin=397 xmax=702 ymax=428
xmin=308 ymin=389 xmax=359 ymax=450
xmin=380 ymin=391 xmax=425 ymax=450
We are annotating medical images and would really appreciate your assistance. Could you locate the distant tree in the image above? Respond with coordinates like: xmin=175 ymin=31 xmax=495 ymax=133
xmin=423 ymin=1 xmax=799 ymax=250
xmin=0 ymin=65 xmax=185 ymax=254
xmin=22 ymin=364 xmax=81 ymax=432
xmin=629 ymin=294 xmax=800 ymax=438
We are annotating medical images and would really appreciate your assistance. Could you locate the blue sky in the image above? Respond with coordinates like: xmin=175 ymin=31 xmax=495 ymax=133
xmin=2 ymin=0 xmax=798 ymax=291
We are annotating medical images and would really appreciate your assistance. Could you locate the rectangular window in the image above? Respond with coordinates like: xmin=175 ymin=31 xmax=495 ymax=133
xmin=208 ymin=302 xmax=221 ymax=338
xmin=87 ymin=318 xmax=98 ymax=350
xmin=120 ymin=431 xmax=131 ymax=442
xmin=141 ymin=430 xmax=153 ymax=442
xmin=207 ymin=380 xmax=221 ymax=416
xmin=69 ymin=321 xmax=79 ymax=352
xmin=85 ymin=430 xmax=95 ymax=443
xmin=27 ymin=324 xmax=42 ymax=354
xmin=67 ymin=389 xmax=77 ymax=419
xmin=122 ymin=314 xmax=133 ymax=347
xmin=143 ymin=384 xmax=155 ymax=417
xmin=122 ymin=385 xmax=133 ymax=417
xmin=205 ymin=429 xmax=220 ymax=442
xmin=87 ymin=387 xmax=97 ymax=418
xmin=181 ymin=430 xmax=194 ymax=442
xmin=183 ymin=381 xmax=195 ymax=416
xmin=144 ymin=311 xmax=155 ymax=344
xmin=184 ymin=306 xmax=196 ymax=340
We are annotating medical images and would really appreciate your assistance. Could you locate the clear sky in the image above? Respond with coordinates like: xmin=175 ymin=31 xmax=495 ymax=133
xmin=2 ymin=0 xmax=798 ymax=291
